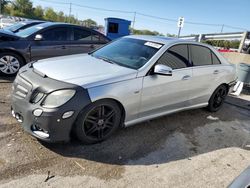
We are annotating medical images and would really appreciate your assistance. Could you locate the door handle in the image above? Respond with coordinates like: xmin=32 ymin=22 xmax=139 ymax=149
xmin=182 ymin=75 xmax=191 ymax=80
xmin=213 ymin=70 xmax=219 ymax=74
xmin=90 ymin=44 xmax=95 ymax=49
xmin=61 ymin=46 xmax=66 ymax=49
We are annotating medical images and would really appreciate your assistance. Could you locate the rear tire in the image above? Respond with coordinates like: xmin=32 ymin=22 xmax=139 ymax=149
xmin=74 ymin=99 xmax=122 ymax=144
xmin=0 ymin=52 xmax=24 ymax=76
xmin=207 ymin=85 xmax=228 ymax=112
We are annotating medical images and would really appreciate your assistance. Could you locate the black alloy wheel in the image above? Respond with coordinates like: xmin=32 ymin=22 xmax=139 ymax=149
xmin=75 ymin=99 xmax=122 ymax=144
xmin=208 ymin=85 xmax=228 ymax=112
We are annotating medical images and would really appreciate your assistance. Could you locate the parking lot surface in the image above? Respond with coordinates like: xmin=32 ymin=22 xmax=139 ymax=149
xmin=0 ymin=77 xmax=249 ymax=188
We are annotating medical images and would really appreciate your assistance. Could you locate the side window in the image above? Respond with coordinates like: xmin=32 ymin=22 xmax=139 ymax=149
xmin=157 ymin=44 xmax=190 ymax=69
xmin=73 ymin=28 xmax=91 ymax=41
xmin=190 ymin=45 xmax=212 ymax=66
xmin=212 ymin=52 xmax=221 ymax=64
xmin=100 ymin=35 xmax=110 ymax=43
xmin=91 ymin=33 xmax=100 ymax=42
xmin=41 ymin=27 xmax=69 ymax=41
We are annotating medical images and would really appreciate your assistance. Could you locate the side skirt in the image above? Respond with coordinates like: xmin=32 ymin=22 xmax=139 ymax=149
xmin=124 ymin=103 xmax=208 ymax=127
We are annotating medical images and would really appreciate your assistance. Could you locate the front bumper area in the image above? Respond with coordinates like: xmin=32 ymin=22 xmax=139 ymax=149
xmin=11 ymin=65 xmax=91 ymax=142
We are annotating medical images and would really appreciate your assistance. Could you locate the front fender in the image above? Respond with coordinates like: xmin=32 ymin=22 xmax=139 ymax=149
xmin=87 ymin=78 xmax=143 ymax=123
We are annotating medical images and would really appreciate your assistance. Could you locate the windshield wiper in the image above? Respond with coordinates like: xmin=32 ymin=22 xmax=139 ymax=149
xmin=94 ymin=55 xmax=117 ymax=65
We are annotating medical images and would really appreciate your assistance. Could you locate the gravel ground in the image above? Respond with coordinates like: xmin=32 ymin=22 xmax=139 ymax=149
xmin=0 ymin=77 xmax=249 ymax=188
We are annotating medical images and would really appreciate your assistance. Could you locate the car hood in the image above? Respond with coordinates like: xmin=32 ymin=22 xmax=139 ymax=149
xmin=0 ymin=30 xmax=19 ymax=40
xmin=33 ymin=54 xmax=138 ymax=88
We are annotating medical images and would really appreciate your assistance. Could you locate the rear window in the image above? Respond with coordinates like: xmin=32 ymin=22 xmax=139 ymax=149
xmin=212 ymin=53 xmax=221 ymax=64
xmin=190 ymin=45 xmax=212 ymax=66
xmin=73 ymin=28 xmax=92 ymax=41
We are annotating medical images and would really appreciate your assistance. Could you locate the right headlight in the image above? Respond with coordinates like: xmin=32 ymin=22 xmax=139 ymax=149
xmin=41 ymin=89 xmax=76 ymax=108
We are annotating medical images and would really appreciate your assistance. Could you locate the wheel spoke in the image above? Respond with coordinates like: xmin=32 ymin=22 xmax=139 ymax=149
xmin=106 ymin=110 xmax=114 ymax=121
xmin=0 ymin=63 xmax=7 ymax=71
xmin=86 ymin=125 xmax=97 ymax=135
xmin=105 ymin=121 xmax=113 ymax=128
xmin=85 ymin=115 xmax=97 ymax=124
xmin=2 ymin=66 xmax=9 ymax=73
xmin=8 ymin=56 xmax=14 ymax=62
xmin=98 ymin=105 xmax=105 ymax=117
xmin=85 ymin=117 xmax=96 ymax=124
xmin=98 ymin=129 xmax=104 ymax=139
xmin=0 ymin=59 xmax=7 ymax=65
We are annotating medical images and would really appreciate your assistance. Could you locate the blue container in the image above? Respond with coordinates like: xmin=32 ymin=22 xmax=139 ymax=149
xmin=104 ymin=17 xmax=131 ymax=40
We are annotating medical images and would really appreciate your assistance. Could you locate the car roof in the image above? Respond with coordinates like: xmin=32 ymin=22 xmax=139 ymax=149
xmin=125 ymin=35 xmax=180 ymax=44
xmin=126 ymin=35 xmax=207 ymax=46
xmin=32 ymin=22 xmax=100 ymax=31
xmin=22 ymin=20 xmax=45 ymax=24
xmin=33 ymin=22 xmax=70 ymax=28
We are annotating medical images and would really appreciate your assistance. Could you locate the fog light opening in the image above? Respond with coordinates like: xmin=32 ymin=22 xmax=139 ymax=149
xmin=15 ymin=113 xmax=23 ymax=123
xmin=11 ymin=109 xmax=15 ymax=118
xmin=62 ymin=111 xmax=74 ymax=119
xmin=31 ymin=125 xmax=49 ymax=139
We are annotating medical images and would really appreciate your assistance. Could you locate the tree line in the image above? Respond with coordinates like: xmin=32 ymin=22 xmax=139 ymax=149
xmin=1 ymin=0 xmax=98 ymax=27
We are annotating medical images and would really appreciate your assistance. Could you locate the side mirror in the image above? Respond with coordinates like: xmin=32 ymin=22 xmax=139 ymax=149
xmin=154 ymin=64 xmax=172 ymax=76
xmin=34 ymin=34 xmax=43 ymax=41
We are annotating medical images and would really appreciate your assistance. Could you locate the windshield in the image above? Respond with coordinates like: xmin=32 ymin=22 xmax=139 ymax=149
xmin=16 ymin=25 xmax=44 ymax=38
xmin=91 ymin=38 xmax=162 ymax=69
xmin=4 ymin=22 xmax=26 ymax=32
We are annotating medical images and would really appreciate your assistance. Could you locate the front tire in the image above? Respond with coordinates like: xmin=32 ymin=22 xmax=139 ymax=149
xmin=207 ymin=85 xmax=228 ymax=112
xmin=74 ymin=99 xmax=122 ymax=144
xmin=0 ymin=52 xmax=24 ymax=76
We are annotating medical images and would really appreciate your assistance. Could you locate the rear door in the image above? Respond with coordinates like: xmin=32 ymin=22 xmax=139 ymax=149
xmin=139 ymin=44 xmax=193 ymax=118
xmin=30 ymin=27 xmax=71 ymax=61
xmin=189 ymin=44 xmax=223 ymax=105
xmin=68 ymin=27 xmax=109 ymax=55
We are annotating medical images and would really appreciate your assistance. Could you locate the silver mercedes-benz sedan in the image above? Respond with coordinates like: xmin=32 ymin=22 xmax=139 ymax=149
xmin=11 ymin=35 xmax=237 ymax=144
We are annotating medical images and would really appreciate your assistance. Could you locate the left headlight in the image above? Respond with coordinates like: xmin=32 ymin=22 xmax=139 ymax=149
xmin=41 ymin=89 xmax=76 ymax=108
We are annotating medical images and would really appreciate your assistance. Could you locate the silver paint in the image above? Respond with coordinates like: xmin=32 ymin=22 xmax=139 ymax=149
xmin=33 ymin=35 xmax=237 ymax=127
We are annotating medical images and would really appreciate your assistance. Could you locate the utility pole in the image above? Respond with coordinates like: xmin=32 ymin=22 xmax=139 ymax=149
xmin=221 ymin=24 xmax=224 ymax=33
xmin=132 ymin=12 xmax=136 ymax=30
xmin=0 ymin=0 xmax=2 ymax=15
xmin=177 ymin=27 xmax=181 ymax=38
xmin=69 ymin=2 xmax=72 ymax=23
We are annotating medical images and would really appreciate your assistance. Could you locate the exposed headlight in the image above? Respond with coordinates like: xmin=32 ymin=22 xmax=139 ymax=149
xmin=41 ymin=89 xmax=76 ymax=108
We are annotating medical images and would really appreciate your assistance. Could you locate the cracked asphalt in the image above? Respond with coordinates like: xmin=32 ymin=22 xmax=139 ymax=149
xmin=0 ymin=77 xmax=249 ymax=188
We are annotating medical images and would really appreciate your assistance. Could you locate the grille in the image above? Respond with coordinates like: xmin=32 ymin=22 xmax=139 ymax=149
xmin=13 ymin=75 xmax=32 ymax=99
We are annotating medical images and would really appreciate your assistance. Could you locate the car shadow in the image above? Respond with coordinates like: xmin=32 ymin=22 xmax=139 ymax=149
xmin=0 ymin=76 xmax=14 ymax=83
xmin=42 ymin=97 xmax=250 ymax=166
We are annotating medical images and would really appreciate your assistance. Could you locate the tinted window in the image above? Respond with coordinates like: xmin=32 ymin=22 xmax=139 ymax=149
xmin=212 ymin=53 xmax=221 ymax=64
xmin=157 ymin=45 xmax=190 ymax=69
xmin=108 ymin=22 xmax=118 ymax=33
xmin=41 ymin=28 xmax=68 ymax=41
xmin=74 ymin=28 xmax=91 ymax=41
xmin=92 ymin=33 xmax=100 ymax=41
xmin=100 ymin=35 xmax=110 ymax=43
xmin=190 ymin=45 xmax=212 ymax=66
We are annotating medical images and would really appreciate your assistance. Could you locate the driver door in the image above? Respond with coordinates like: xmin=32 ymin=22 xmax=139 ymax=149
xmin=139 ymin=44 xmax=193 ymax=118
xmin=30 ymin=27 xmax=72 ymax=61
